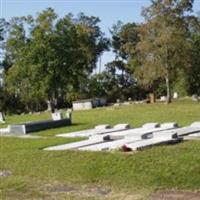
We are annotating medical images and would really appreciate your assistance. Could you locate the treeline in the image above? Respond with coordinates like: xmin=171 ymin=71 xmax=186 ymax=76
xmin=0 ymin=0 xmax=200 ymax=113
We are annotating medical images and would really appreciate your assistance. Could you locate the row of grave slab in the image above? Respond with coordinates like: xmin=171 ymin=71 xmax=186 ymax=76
xmin=44 ymin=122 xmax=200 ymax=152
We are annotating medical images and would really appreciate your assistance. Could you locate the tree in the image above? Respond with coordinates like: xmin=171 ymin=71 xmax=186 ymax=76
xmin=136 ymin=0 xmax=194 ymax=103
xmin=0 ymin=18 xmax=9 ymax=52
xmin=81 ymin=70 xmax=136 ymax=102
xmin=186 ymin=15 xmax=200 ymax=95
xmin=106 ymin=21 xmax=140 ymax=100
xmin=108 ymin=21 xmax=140 ymax=72
xmin=4 ymin=8 xmax=109 ymax=112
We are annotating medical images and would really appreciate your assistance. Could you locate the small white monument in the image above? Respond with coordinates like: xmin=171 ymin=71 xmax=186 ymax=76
xmin=192 ymin=94 xmax=199 ymax=102
xmin=173 ymin=92 xmax=178 ymax=99
xmin=51 ymin=111 xmax=63 ymax=121
xmin=160 ymin=96 xmax=167 ymax=101
xmin=72 ymin=100 xmax=93 ymax=110
xmin=0 ymin=112 xmax=5 ymax=123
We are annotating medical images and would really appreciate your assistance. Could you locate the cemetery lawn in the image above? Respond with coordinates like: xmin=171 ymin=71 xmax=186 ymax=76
xmin=1 ymin=100 xmax=200 ymax=199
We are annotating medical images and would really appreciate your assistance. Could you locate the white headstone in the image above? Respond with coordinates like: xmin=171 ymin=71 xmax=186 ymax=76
xmin=160 ymin=96 xmax=167 ymax=101
xmin=72 ymin=101 xmax=93 ymax=110
xmin=0 ymin=112 xmax=5 ymax=123
xmin=51 ymin=112 xmax=63 ymax=121
xmin=192 ymin=94 xmax=198 ymax=102
xmin=173 ymin=92 xmax=178 ymax=99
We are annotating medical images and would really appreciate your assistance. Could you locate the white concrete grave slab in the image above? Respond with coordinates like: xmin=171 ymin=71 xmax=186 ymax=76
xmin=101 ymin=122 xmax=178 ymax=140
xmin=175 ymin=126 xmax=200 ymax=136
xmin=152 ymin=131 xmax=178 ymax=139
xmin=44 ymin=121 xmax=200 ymax=152
xmin=94 ymin=124 xmax=111 ymax=130
xmin=121 ymin=131 xmax=181 ymax=151
xmin=45 ymin=124 xmax=131 ymax=151
xmin=47 ymin=123 xmax=159 ymax=151
xmin=56 ymin=123 xmax=131 ymax=138
xmin=123 ymin=134 xmax=180 ymax=151
xmin=78 ymin=136 xmax=143 ymax=151
xmin=190 ymin=122 xmax=200 ymax=128
xmin=160 ymin=122 xmax=178 ymax=129
xmin=0 ymin=127 xmax=9 ymax=135
xmin=142 ymin=122 xmax=200 ymax=139
xmin=142 ymin=123 xmax=160 ymax=129
xmin=44 ymin=135 xmax=112 ymax=151
xmin=56 ymin=124 xmax=111 ymax=138
xmin=78 ymin=123 xmax=178 ymax=151
xmin=184 ymin=133 xmax=200 ymax=140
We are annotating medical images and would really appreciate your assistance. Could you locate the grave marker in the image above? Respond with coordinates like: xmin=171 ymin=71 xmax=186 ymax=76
xmin=0 ymin=112 xmax=5 ymax=123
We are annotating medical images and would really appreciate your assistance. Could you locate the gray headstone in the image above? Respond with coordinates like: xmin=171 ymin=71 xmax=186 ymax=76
xmin=8 ymin=125 xmax=26 ymax=134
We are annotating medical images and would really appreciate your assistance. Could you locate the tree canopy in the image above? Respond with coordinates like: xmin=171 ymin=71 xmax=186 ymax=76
xmin=4 ymin=8 xmax=108 ymax=111
xmin=1 ymin=1 xmax=200 ymax=113
xmin=135 ymin=0 xmax=194 ymax=103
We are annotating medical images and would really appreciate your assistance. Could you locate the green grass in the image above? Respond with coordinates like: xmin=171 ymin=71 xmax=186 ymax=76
xmin=1 ymin=100 xmax=200 ymax=199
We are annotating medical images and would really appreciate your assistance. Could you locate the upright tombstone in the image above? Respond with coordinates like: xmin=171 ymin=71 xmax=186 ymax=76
xmin=0 ymin=112 xmax=5 ymax=123
xmin=160 ymin=96 xmax=167 ymax=102
xmin=173 ymin=92 xmax=178 ymax=99
xmin=51 ymin=111 xmax=63 ymax=121
xmin=72 ymin=100 xmax=93 ymax=110
xmin=192 ymin=94 xmax=199 ymax=102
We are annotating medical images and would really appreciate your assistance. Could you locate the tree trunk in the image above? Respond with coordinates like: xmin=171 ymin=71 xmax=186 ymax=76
xmin=165 ymin=73 xmax=171 ymax=104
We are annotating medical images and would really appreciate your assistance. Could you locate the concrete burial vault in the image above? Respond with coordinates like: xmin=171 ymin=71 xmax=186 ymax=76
xmin=8 ymin=111 xmax=72 ymax=134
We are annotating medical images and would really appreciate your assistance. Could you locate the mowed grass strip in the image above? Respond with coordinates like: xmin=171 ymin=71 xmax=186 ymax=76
xmin=2 ymin=99 xmax=200 ymax=136
xmin=1 ymin=100 xmax=200 ymax=199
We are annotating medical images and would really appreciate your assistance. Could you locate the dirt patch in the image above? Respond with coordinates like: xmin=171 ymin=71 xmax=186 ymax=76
xmin=0 ymin=170 xmax=12 ymax=177
xmin=44 ymin=183 xmax=112 ymax=198
xmin=45 ymin=185 xmax=77 ymax=193
xmin=150 ymin=190 xmax=200 ymax=200
xmin=85 ymin=186 xmax=111 ymax=196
